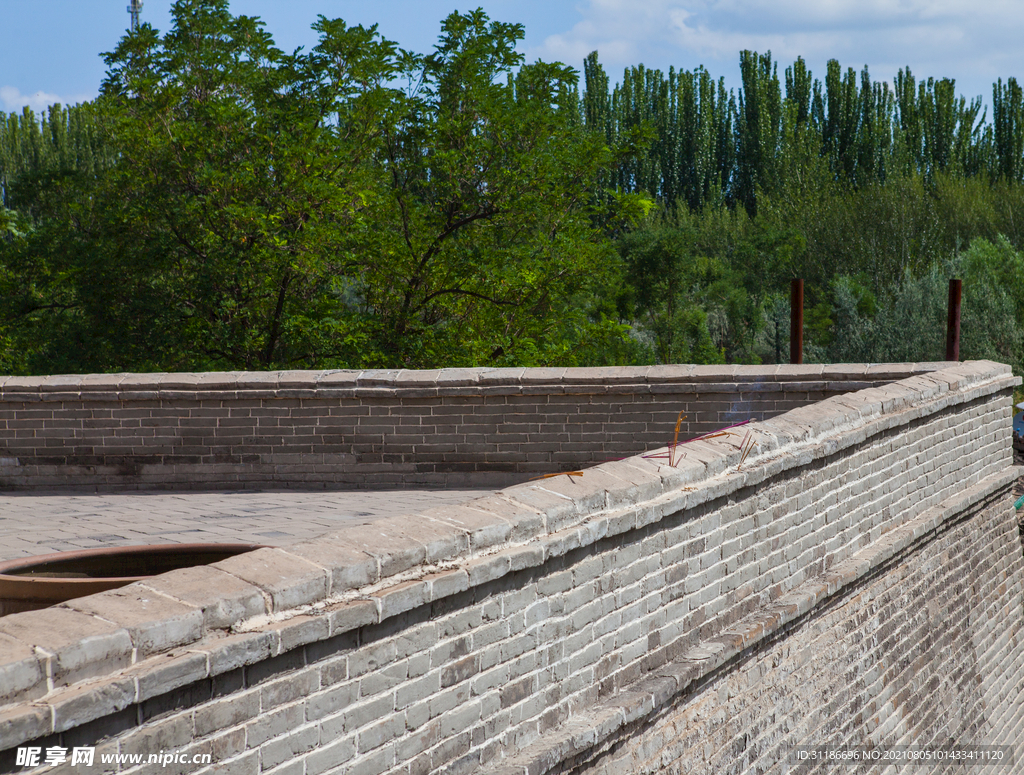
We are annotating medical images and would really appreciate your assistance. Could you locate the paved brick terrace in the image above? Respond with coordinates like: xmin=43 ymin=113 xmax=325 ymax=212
xmin=0 ymin=488 xmax=494 ymax=561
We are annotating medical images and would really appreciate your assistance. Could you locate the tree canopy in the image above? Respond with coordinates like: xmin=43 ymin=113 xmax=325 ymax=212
xmin=4 ymin=2 xmax=1024 ymax=377
xmin=0 ymin=0 xmax=632 ymax=373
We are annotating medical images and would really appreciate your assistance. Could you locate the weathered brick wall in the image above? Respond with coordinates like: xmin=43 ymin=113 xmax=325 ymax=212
xmin=0 ymin=361 xmax=1021 ymax=775
xmin=0 ymin=364 xmax=947 ymax=491
xmin=562 ymin=488 xmax=1024 ymax=774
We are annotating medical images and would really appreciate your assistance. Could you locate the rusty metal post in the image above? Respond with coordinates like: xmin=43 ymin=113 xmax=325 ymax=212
xmin=790 ymin=279 xmax=804 ymax=365
xmin=946 ymin=278 xmax=962 ymax=361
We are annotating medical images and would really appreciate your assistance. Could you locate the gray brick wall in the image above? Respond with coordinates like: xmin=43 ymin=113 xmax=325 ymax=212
xmin=0 ymin=362 xmax=1021 ymax=775
xmin=571 ymin=489 xmax=1024 ymax=774
xmin=0 ymin=364 xmax=951 ymax=491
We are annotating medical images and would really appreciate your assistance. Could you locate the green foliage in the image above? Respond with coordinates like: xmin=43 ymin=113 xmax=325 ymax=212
xmin=994 ymin=78 xmax=1024 ymax=182
xmin=617 ymin=225 xmax=723 ymax=364
xmin=0 ymin=1 xmax=627 ymax=373
xmin=735 ymin=51 xmax=782 ymax=215
xmin=579 ymin=51 xmax=1019 ymax=217
xmin=803 ymin=238 xmax=1024 ymax=371
xmin=582 ymin=54 xmax=732 ymax=211
xmin=88 ymin=0 xmax=427 ymax=370
xmin=7 ymin=9 xmax=1024 ymax=376
xmin=360 ymin=10 xmax=623 ymax=367
xmin=0 ymin=102 xmax=116 ymax=212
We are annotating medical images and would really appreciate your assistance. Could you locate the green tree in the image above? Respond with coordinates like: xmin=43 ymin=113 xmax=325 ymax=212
xmin=0 ymin=101 xmax=118 ymax=373
xmin=994 ymin=78 xmax=1024 ymax=182
xmin=735 ymin=50 xmax=782 ymax=215
xmin=0 ymin=102 xmax=115 ymax=212
xmin=1 ymin=1 xmax=625 ymax=373
xmin=806 ymin=237 xmax=1024 ymax=370
xmin=617 ymin=224 xmax=723 ymax=364
xmin=42 ymin=0 xmax=405 ymax=371
xmin=360 ymin=10 xmax=626 ymax=366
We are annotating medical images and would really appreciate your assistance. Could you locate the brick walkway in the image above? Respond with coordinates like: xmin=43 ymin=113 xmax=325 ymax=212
xmin=0 ymin=488 xmax=494 ymax=561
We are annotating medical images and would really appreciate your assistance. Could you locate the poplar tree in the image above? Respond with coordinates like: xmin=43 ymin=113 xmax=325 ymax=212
xmin=735 ymin=50 xmax=782 ymax=215
xmin=994 ymin=78 xmax=1024 ymax=182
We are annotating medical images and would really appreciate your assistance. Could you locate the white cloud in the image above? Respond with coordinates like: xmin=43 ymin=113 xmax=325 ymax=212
xmin=0 ymin=86 xmax=96 ymax=115
xmin=527 ymin=0 xmax=1023 ymax=103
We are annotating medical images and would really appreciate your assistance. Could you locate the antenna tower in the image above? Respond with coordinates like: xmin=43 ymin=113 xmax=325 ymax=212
xmin=128 ymin=0 xmax=143 ymax=31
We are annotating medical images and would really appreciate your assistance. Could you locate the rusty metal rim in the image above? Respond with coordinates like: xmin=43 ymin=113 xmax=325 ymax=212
xmin=0 ymin=543 xmax=267 ymax=604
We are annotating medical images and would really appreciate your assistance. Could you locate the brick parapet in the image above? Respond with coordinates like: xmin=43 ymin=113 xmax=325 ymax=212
xmin=567 ymin=480 xmax=1024 ymax=774
xmin=0 ymin=361 xmax=1020 ymax=774
xmin=0 ymin=363 xmax=956 ymax=491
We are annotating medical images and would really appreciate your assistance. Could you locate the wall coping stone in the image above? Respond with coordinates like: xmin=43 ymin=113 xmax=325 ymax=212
xmin=0 ymin=362 xmax=956 ymax=400
xmin=0 ymin=360 xmax=1015 ymax=754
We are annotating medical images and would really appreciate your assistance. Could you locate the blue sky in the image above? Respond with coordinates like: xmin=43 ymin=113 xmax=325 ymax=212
xmin=2 ymin=1 xmax=1021 ymax=116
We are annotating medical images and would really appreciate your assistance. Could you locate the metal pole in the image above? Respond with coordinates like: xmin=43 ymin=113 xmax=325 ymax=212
xmin=946 ymin=278 xmax=962 ymax=361
xmin=790 ymin=279 xmax=803 ymax=365
xmin=128 ymin=0 xmax=142 ymax=31
xmin=774 ymin=318 xmax=780 ymax=364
